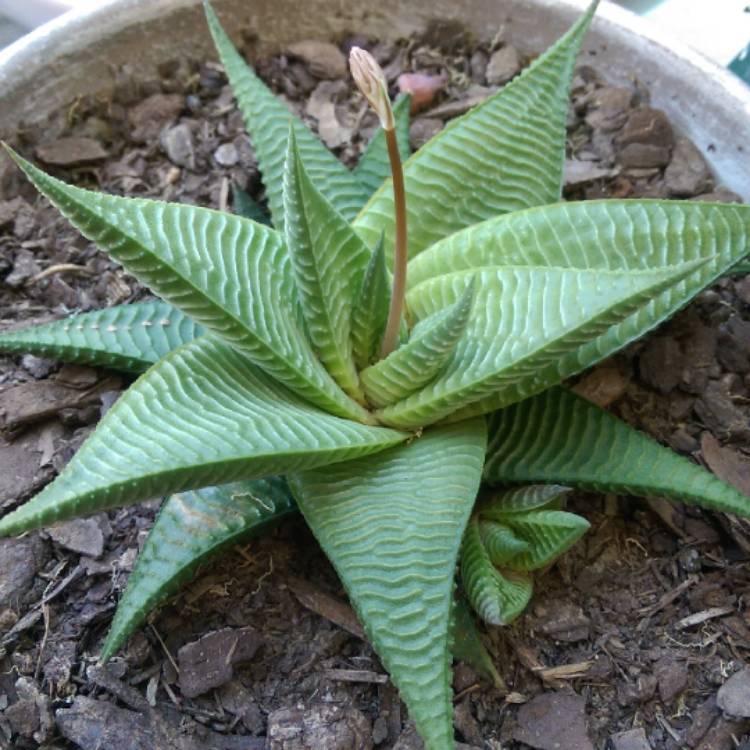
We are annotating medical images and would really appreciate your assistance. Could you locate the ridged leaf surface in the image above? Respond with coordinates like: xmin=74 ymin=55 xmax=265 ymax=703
xmin=0 ymin=337 xmax=407 ymax=536
xmin=478 ymin=521 xmax=529 ymax=567
xmin=283 ymin=131 xmax=368 ymax=401
xmin=9 ymin=151 xmax=369 ymax=423
xmin=484 ymin=386 xmax=750 ymax=516
xmin=481 ymin=484 xmax=571 ymax=518
xmin=420 ymin=200 xmax=750 ymax=422
xmin=360 ymin=281 xmax=474 ymax=407
xmin=0 ymin=301 xmax=202 ymax=373
xmin=353 ymin=95 xmax=412 ymax=199
xmin=350 ymin=235 xmax=390 ymax=370
xmin=352 ymin=2 xmax=597 ymax=263
xmin=289 ymin=420 xmax=487 ymax=750
xmin=377 ymin=260 xmax=704 ymax=428
xmin=461 ymin=516 xmax=533 ymax=626
xmin=501 ymin=510 xmax=590 ymax=571
xmin=102 ymin=478 xmax=296 ymax=660
xmin=204 ymin=3 xmax=365 ymax=228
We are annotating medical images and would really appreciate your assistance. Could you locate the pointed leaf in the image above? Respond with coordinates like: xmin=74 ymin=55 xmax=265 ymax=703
xmin=204 ymin=2 xmax=366 ymax=228
xmin=484 ymin=386 xmax=750 ymax=516
xmin=478 ymin=521 xmax=529 ymax=567
xmin=102 ymin=477 xmax=296 ymax=661
xmin=361 ymin=280 xmax=474 ymax=407
xmin=0 ymin=337 xmax=407 ymax=537
xmin=450 ymin=596 xmax=506 ymax=691
xmin=353 ymin=2 xmax=597 ymax=262
xmin=350 ymin=234 xmax=390 ymax=370
xmin=501 ymin=510 xmax=590 ymax=571
xmin=460 ymin=516 xmax=533 ymax=626
xmin=411 ymin=200 xmax=750 ymax=421
xmin=0 ymin=301 xmax=202 ymax=373
xmin=353 ymin=95 xmax=411 ymax=199
xmin=377 ymin=260 xmax=706 ymax=429
xmin=481 ymin=484 xmax=572 ymax=517
xmin=407 ymin=199 xmax=750 ymax=287
xmin=8 ymin=150 xmax=370 ymax=423
xmin=283 ymin=130 xmax=368 ymax=401
xmin=232 ymin=182 xmax=272 ymax=226
xmin=289 ymin=420 xmax=487 ymax=750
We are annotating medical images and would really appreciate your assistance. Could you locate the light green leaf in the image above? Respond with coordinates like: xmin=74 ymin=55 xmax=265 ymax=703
xmin=478 ymin=521 xmax=529 ymax=567
xmin=289 ymin=419 xmax=487 ymax=750
xmin=484 ymin=386 xmax=750 ymax=517
xmin=102 ymin=477 xmax=296 ymax=661
xmin=407 ymin=199 xmax=750 ymax=287
xmin=411 ymin=199 xmax=750 ymax=421
xmin=204 ymin=2 xmax=365 ymax=229
xmin=350 ymin=234 xmax=390 ymax=370
xmin=377 ymin=259 xmax=706 ymax=429
xmin=353 ymin=95 xmax=411 ymax=199
xmin=361 ymin=279 xmax=474 ymax=407
xmin=481 ymin=484 xmax=571 ymax=518
xmin=283 ymin=129 xmax=368 ymax=402
xmin=450 ymin=596 xmax=506 ymax=691
xmin=0 ymin=337 xmax=407 ymax=537
xmin=8 ymin=150 xmax=370 ymax=423
xmin=460 ymin=516 xmax=533 ymax=626
xmin=353 ymin=2 xmax=598 ymax=263
xmin=501 ymin=510 xmax=589 ymax=571
xmin=0 ymin=301 xmax=202 ymax=373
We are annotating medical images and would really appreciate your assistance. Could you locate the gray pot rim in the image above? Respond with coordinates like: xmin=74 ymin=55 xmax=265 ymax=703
xmin=1 ymin=0 xmax=749 ymax=198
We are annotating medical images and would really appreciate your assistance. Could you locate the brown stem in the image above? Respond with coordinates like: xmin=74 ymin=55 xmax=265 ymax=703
xmin=379 ymin=127 xmax=408 ymax=359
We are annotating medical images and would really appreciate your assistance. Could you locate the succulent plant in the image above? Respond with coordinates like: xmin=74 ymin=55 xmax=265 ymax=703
xmin=2 ymin=1 xmax=750 ymax=747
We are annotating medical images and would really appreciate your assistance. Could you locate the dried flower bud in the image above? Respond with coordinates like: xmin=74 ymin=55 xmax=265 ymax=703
xmin=349 ymin=47 xmax=394 ymax=130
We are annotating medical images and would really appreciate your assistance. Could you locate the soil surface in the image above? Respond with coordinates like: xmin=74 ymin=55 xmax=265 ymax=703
xmin=1 ymin=17 xmax=749 ymax=750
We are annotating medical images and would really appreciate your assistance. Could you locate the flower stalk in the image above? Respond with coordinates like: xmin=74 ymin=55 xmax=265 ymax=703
xmin=349 ymin=47 xmax=407 ymax=359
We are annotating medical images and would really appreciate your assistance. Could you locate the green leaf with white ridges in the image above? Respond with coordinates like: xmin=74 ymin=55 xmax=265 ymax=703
xmin=0 ymin=301 xmax=202 ymax=373
xmin=416 ymin=200 xmax=750 ymax=422
xmin=407 ymin=200 xmax=750 ymax=287
xmin=353 ymin=2 xmax=598 ymax=264
xmin=460 ymin=516 xmax=533 ymax=626
xmin=481 ymin=484 xmax=571 ymax=517
xmin=7 ymin=150 xmax=370 ymax=423
xmin=353 ymin=95 xmax=411 ymax=199
xmin=484 ymin=386 xmax=750 ymax=515
xmin=283 ymin=129 xmax=368 ymax=402
xmin=0 ymin=337 xmax=407 ymax=537
xmin=361 ymin=280 xmax=474 ymax=407
xmin=102 ymin=477 xmax=296 ymax=661
xmin=377 ymin=259 xmax=706 ymax=429
xmin=350 ymin=234 xmax=390 ymax=370
xmin=289 ymin=420 xmax=486 ymax=750
xmin=204 ymin=3 xmax=366 ymax=229
xmin=478 ymin=521 xmax=529 ymax=567
xmin=501 ymin=510 xmax=589 ymax=571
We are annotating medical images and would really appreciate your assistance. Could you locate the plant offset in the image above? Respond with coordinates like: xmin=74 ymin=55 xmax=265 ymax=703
xmin=1 ymin=1 xmax=750 ymax=747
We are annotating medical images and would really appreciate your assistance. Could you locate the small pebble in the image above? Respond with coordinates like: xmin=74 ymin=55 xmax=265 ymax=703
xmin=486 ymin=44 xmax=521 ymax=85
xmin=287 ymin=40 xmax=347 ymax=79
xmin=717 ymin=668 xmax=750 ymax=718
xmin=214 ymin=143 xmax=239 ymax=167
xmin=160 ymin=123 xmax=195 ymax=169
xmin=611 ymin=727 xmax=652 ymax=750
